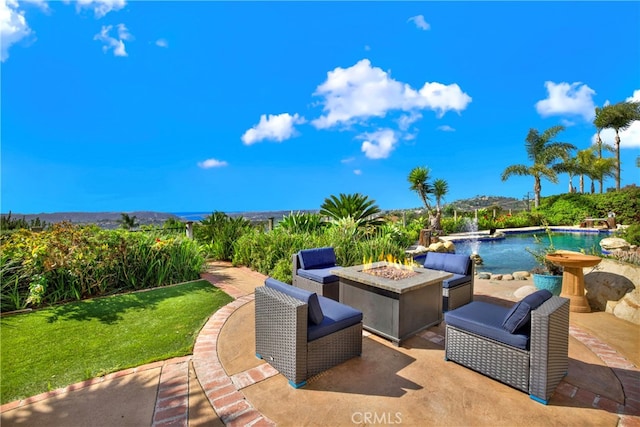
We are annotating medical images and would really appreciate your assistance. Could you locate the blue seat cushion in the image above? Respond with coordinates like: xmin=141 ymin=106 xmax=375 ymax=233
xmin=298 ymin=247 xmax=337 ymax=270
xmin=265 ymin=278 xmax=324 ymax=325
xmin=308 ymin=296 xmax=363 ymax=342
xmin=443 ymin=273 xmax=471 ymax=289
xmin=502 ymin=289 xmax=553 ymax=333
xmin=423 ymin=252 xmax=471 ymax=275
xmin=297 ymin=266 xmax=341 ymax=284
xmin=445 ymin=301 xmax=530 ymax=350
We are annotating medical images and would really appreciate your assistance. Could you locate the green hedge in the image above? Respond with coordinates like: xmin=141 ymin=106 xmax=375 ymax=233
xmin=1 ymin=222 xmax=204 ymax=311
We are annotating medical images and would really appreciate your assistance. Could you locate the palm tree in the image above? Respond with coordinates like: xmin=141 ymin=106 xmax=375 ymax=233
xmin=407 ymin=167 xmax=434 ymax=212
xmin=594 ymin=101 xmax=640 ymax=190
xmin=432 ymin=179 xmax=449 ymax=231
xmin=575 ymin=148 xmax=596 ymax=193
xmin=590 ymin=157 xmax=617 ymax=194
xmin=117 ymin=213 xmax=139 ymax=230
xmin=320 ymin=193 xmax=383 ymax=230
xmin=553 ymin=153 xmax=580 ymax=193
xmin=501 ymin=126 xmax=576 ymax=208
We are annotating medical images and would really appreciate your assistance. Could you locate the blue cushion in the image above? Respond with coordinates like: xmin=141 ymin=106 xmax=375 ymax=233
xmin=297 ymin=266 xmax=341 ymax=284
xmin=445 ymin=301 xmax=530 ymax=350
xmin=298 ymin=247 xmax=337 ymax=270
xmin=307 ymin=295 xmax=363 ymax=341
xmin=265 ymin=278 xmax=324 ymax=325
xmin=443 ymin=273 xmax=471 ymax=289
xmin=502 ymin=290 xmax=553 ymax=333
xmin=423 ymin=252 xmax=470 ymax=275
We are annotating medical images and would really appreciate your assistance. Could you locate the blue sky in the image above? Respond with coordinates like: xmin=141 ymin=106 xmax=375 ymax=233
xmin=2 ymin=1 xmax=639 ymax=214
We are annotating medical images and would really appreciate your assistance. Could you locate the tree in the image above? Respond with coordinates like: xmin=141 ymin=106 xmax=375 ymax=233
xmin=117 ymin=213 xmax=139 ymax=230
xmin=501 ymin=126 xmax=576 ymax=208
xmin=408 ymin=166 xmax=448 ymax=231
xmin=407 ymin=166 xmax=434 ymax=212
xmin=432 ymin=179 xmax=449 ymax=231
xmin=319 ymin=193 xmax=383 ymax=230
xmin=594 ymin=101 xmax=640 ymax=190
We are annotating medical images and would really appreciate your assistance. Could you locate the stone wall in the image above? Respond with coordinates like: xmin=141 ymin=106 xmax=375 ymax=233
xmin=584 ymin=259 xmax=639 ymax=325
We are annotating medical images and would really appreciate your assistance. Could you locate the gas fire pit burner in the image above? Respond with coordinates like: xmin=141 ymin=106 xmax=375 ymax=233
xmin=363 ymin=265 xmax=418 ymax=281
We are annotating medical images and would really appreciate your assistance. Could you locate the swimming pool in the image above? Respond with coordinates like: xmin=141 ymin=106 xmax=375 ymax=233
xmin=450 ymin=229 xmax=611 ymax=274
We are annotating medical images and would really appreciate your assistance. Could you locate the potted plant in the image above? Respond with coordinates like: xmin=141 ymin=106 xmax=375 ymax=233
xmin=526 ymin=229 xmax=563 ymax=296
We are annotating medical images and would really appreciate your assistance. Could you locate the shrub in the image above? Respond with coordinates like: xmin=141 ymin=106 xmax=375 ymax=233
xmin=0 ymin=223 xmax=204 ymax=311
xmin=194 ymin=212 xmax=252 ymax=261
xmin=618 ymin=223 xmax=640 ymax=246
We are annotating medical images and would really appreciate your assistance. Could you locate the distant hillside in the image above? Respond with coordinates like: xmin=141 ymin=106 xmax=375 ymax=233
xmin=1 ymin=211 xmax=180 ymax=229
xmin=445 ymin=195 xmax=527 ymax=212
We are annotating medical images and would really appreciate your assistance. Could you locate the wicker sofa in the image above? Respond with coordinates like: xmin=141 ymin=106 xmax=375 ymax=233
xmin=444 ymin=290 xmax=569 ymax=404
xmin=255 ymin=278 xmax=363 ymax=388
xmin=417 ymin=252 xmax=474 ymax=311
xmin=292 ymin=247 xmax=342 ymax=301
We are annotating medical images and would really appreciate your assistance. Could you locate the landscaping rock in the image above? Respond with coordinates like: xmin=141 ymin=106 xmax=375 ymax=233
xmin=478 ymin=272 xmax=491 ymax=280
xmin=443 ymin=241 xmax=456 ymax=252
xmin=502 ymin=274 xmax=514 ymax=281
xmin=513 ymin=271 xmax=531 ymax=280
xmin=490 ymin=274 xmax=503 ymax=281
xmin=585 ymin=259 xmax=640 ymax=325
xmin=600 ymin=237 xmax=630 ymax=252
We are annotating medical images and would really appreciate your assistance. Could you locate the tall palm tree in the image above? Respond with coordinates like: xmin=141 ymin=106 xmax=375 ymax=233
xmin=432 ymin=178 xmax=448 ymax=231
xmin=501 ymin=126 xmax=576 ymax=208
xmin=575 ymin=148 xmax=596 ymax=193
xmin=553 ymin=152 xmax=580 ymax=193
xmin=407 ymin=167 xmax=434 ymax=212
xmin=320 ymin=193 xmax=383 ymax=229
xmin=594 ymin=101 xmax=640 ymax=190
xmin=590 ymin=157 xmax=617 ymax=194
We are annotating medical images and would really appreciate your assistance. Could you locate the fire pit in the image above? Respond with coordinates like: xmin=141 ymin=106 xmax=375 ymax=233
xmin=331 ymin=261 xmax=452 ymax=345
xmin=363 ymin=265 xmax=418 ymax=281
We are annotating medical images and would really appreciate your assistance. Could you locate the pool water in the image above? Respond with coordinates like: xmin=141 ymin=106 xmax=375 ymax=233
xmin=452 ymin=231 xmax=609 ymax=274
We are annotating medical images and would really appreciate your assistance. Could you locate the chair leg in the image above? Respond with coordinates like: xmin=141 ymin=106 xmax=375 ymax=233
xmin=289 ymin=379 xmax=307 ymax=388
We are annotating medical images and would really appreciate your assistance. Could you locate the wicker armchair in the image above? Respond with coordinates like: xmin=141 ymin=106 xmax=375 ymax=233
xmin=292 ymin=247 xmax=341 ymax=301
xmin=444 ymin=293 xmax=569 ymax=404
xmin=255 ymin=278 xmax=363 ymax=388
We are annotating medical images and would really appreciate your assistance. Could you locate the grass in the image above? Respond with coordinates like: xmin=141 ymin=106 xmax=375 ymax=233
xmin=0 ymin=279 xmax=232 ymax=404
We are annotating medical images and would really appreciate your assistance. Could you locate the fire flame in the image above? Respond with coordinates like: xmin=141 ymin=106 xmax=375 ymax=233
xmin=362 ymin=254 xmax=415 ymax=270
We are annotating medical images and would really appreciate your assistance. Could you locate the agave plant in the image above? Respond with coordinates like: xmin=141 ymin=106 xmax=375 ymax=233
xmin=319 ymin=193 xmax=384 ymax=231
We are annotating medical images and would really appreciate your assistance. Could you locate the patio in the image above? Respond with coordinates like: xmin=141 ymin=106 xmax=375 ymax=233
xmin=1 ymin=261 xmax=638 ymax=426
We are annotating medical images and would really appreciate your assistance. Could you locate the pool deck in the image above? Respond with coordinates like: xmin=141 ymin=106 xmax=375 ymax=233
xmin=1 ymin=261 xmax=639 ymax=426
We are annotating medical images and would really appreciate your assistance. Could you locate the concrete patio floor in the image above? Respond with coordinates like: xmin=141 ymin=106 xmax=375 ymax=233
xmin=1 ymin=261 xmax=639 ymax=426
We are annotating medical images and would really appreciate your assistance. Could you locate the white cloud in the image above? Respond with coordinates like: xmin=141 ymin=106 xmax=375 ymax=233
xmin=353 ymin=169 xmax=362 ymax=175
xmin=198 ymin=158 xmax=228 ymax=169
xmin=359 ymin=129 xmax=398 ymax=159
xmin=241 ymin=113 xmax=306 ymax=145
xmin=437 ymin=125 xmax=455 ymax=132
xmin=592 ymin=89 xmax=640 ymax=148
xmin=155 ymin=38 xmax=168 ymax=48
xmin=312 ymin=59 xmax=471 ymax=129
xmin=341 ymin=157 xmax=355 ymax=164
xmin=0 ymin=0 xmax=33 ymax=62
xmin=535 ymin=81 xmax=596 ymax=121
xmin=94 ymin=23 xmax=131 ymax=56
xmin=397 ymin=112 xmax=422 ymax=131
xmin=408 ymin=15 xmax=430 ymax=30
xmin=74 ymin=0 xmax=125 ymax=18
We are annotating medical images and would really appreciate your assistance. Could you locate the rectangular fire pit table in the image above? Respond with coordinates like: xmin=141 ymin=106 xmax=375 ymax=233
xmin=332 ymin=261 xmax=452 ymax=346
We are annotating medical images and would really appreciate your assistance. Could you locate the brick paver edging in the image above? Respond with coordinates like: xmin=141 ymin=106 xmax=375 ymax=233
xmin=190 ymin=274 xmax=277 ymax=427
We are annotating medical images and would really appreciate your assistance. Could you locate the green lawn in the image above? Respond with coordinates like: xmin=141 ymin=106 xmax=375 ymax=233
xmin=0 ymin=280 xmax=232 ymax=404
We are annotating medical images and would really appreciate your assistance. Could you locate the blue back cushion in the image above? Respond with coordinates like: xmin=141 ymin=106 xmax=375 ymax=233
xmin=502 ymin=289 xmax=553 ymax=333
xmin=298 ymin=247 xmax=337 ymax=270
xmin=265 ymin=278 xmax=324 ymax=325
xmin=423 ymin=252 xmax=470 ymax=275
